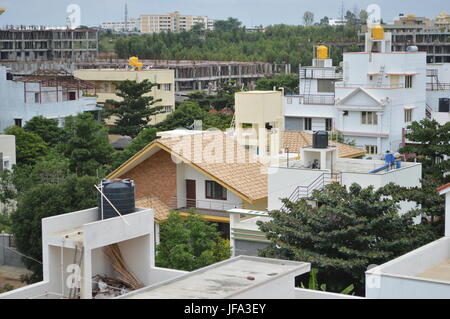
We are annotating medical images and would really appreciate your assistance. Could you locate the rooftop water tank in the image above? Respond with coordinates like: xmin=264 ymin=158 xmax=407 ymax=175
xmin=317 ymin=45 xmax=329 ymax=60
xmin=372 ymin=26 xmax=384 ymax=40
xmin=313 ymin=131 xmax=329 ymax=149
xmin=98 ymin=179 xmax=135 ymax=220
xmin=406 ymin=46 xmax=419 ymax=52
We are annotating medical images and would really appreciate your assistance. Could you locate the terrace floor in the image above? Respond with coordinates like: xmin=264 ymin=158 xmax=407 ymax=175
xmin=417 ymin=258 xmax=450 ymax=282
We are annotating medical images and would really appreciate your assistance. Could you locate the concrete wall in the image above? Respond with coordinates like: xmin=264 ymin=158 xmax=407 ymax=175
xmin=366 ymin=237 xmax=450 ymax=299
xmin=0 ymin=135 xmax=16 ymax=169
xmin=0 ymin=234 xmax=26 ymax=268
xmin=0 ymin=66 xmax=99 ymax=132
xmin=268 ymin=166 xmax=325 ymax=210
xmin=233 ymin=239 xmax=269 ymax=257
xmin=294 ymin=288 xmax=363 ymax=299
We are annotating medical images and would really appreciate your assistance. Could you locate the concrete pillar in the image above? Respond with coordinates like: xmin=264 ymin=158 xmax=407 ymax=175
xmin=446 ymin=192 xmax=450 ymax=237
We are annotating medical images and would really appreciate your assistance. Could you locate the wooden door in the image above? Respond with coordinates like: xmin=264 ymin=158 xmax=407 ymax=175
xmin=186 ymin=180 xmax=196 ymax=208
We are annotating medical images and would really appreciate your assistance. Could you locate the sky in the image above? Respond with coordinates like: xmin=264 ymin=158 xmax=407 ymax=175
xmin=0 ymin=0 xmax=448 ymax=27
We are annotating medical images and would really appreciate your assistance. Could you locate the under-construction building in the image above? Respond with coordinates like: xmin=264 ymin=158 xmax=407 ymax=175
xmin=360 ymin=24 xmax=450 ymax=63
xmin=0 ymin=26 xmax=98 ymax=61
xmin=0 ymin=59 xmax=286 ymax=93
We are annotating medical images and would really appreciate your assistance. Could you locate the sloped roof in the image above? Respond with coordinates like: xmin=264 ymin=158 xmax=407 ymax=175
xmin=282 ymin=131 xmax=366 ymax=158
xmin=108 ymin=131 xmax=268 ymax=203
xmin=437 ymin=183 xmax=450 ymax=195
xmin=135 ymin=195 xmax=171 ymax=222
xmin=336 ymin=87 xmax=382 ymax=106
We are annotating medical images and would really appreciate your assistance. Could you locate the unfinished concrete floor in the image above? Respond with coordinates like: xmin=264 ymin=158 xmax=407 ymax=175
xmin=0 ymin=265 xmax=31 ymax=290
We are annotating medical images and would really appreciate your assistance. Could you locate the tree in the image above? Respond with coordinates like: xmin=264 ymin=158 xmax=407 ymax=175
xmin=103 ymin=80 xmax=163 ymax=138
xmin=320 ymin=16 xmax=330 ymax=25
xmin=359 ymin=10 xmax=369 ymax=25
xmin=4 ymin=126 xmax=48 ymax=166
xmin=23 ymin=116 xmax=65 ymax=147
xmin=303 ymin=11 xmax=315 ymax=26
xmin=257 ymin=183 xmax=432 ymax=295
xmin=255 ymin=74 xmax=299 ymax=94
xmin=58 ymin=113 xmax=114 ymax=176
xmin=213 ymin=18 xmax=242 ymax=33
xmin=156 ymin=212 xmax=231 ymax=271
xmin=400 ymin=119 xmax=450 ymax=183
xmin=11 ymin=175 xmax=99 ymax=282
xmin=111 ymin=127 xmax=158 ymax=170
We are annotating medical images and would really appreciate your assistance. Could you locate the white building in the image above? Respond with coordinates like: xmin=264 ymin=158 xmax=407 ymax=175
xmin=0 ymin=192 xmax=359 ymax=299
xmin=0 ymin=134 xmax=16 ymax=172
xmin=0 ymin=67 xmax=99 ymax=132
xmin=328 ymin=18 xmax=347 ymax=26
xmin=426 ymin=63 xmax=450 ymax=125
xmin=365 ymin=183 xmax=450 ymax=299
xmin=285 ymin=46 xmax=342 ymax=133
xmin=140 ymin=12 xmax=215 ymax=34
xmin=285 ymin=28 xmax=428 ymax=158
xmin=101 ymin=18 xmax=140 ymax=32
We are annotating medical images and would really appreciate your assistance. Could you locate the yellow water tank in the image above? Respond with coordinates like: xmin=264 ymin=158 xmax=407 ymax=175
xmin=407 ymin=13 xmax=415 ymax=18
xmin=317 ymin=45 xmax=328 ymax=59
xmin=372 ymin=25 xmax=384 ymax=40
xmin=0 ymin=8 xmax=6 ymax=15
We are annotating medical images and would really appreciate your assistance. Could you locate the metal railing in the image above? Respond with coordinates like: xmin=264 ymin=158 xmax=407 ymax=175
xmin=170 ymin=197 xmax=242 ymax=212
xmin=336 ymin=81 xmax=405 ymax=89
xmin=298 ymin=94 xmax=335 ymax=105
xmin=300 ymin=69 xmax=343 ymax=79
xmin=281 ymin=172 xmax=342 ymax=212
xmin=427 ymin=83 xmax=450 ymax=91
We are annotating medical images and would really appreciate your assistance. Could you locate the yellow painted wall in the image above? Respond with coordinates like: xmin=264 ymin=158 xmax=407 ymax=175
xmin=74 ymin=69 xmax=175 ymax=125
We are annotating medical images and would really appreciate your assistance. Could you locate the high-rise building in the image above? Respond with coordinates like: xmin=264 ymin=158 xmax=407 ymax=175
xmin=140 ymin=12 xmax=215 ymax=33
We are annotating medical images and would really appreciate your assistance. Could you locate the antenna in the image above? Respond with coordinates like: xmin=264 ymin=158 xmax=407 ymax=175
xmin=125 ymin=3 xmax=128 ymax=32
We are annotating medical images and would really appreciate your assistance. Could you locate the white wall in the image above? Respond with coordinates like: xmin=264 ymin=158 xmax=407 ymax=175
xmin=0 ymin=135 xmax=16 ymax=169
xmin=268 ymin=166 xmax=324 ymax=210
xmin=0 ymin=66 xmax=99 ymax=132
xmin=177 ymin=163 xmax=243 ymax=211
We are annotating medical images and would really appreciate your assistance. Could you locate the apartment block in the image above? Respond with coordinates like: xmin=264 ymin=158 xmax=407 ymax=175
xmin=140 ymin=12 xmax=215 ymax=33
xmin=101 ymin=18 xmax=140 ymax=32
xmin=0 ymin=26 xmax=98 ymax=62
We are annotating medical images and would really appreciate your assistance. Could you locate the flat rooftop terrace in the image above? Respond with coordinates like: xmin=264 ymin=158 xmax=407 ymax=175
xmin=122 ymin=256 xmax=309 ymax=299
xmin=417 ymin=259 xmax=450 ymax=282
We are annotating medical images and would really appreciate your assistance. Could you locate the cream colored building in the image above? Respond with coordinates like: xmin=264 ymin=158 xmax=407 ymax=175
xmin=234 ymin=91 xmax=285 ymax=157
xmin=435 ymin=12 xmax=450 ymax=28
xmin=140 ymin=12 xmax=215 ymax=33
xmin=74 ymin=68 xmax=175 ymax=125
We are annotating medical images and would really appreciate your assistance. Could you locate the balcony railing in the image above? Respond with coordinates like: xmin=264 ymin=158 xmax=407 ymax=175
xmin=427 ymin=83 xmax=450 ymax=91
xmin=170 ymin=197 xmax=242 ymax=212
xmin=335 ymin=82 xmax=405 ymax=89
xmin=299 ymin=94 xmax=335 ymax=105
xmin=300 ymin=68 xmax=343 ymax=79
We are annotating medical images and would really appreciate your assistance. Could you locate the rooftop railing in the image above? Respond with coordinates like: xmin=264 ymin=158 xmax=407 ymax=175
xmin=335 ymin=81 xmax=405 ymax=89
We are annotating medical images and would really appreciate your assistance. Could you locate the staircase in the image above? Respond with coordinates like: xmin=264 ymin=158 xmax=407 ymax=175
xmin=376 ymin=65 xmax=385 ymax=88
xmin=280 ymin=172 xmax=342 ymax=212
xmin=426 ymin=103 xmax=433 ymax=119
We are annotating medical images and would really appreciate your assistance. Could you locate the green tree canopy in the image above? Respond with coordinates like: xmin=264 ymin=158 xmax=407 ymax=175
xmin=103 ymin=79 xmax=163 ymax=138
xmin=23 ymin=116 xmax=65 ymax=148
xmin=255 ymin=74 xmax=299 ymax=94
xmin=258 ymin=183 xmax=433 ymax=295
xmin=11 ymin=175 xmax=99 ymax=282
xmin=58 ymin=113 xmax=114 ymax=176
xmin=156 ymin=212 xmax=231 ymax=271
xmin=400 ymin=119 xmax=450 ymax=183
xmin=4 ymin=126 xmax=48 ymax=166
xmin=111 ymin=127 xmax=158 ymax=170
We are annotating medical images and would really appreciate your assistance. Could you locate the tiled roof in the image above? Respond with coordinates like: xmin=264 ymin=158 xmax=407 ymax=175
xmin=157 ymin=131 xmax=268 ymax=202
xmin=282 ymin=131 xmax=366 ymax=158
xmin=437 ymin=183 xmax=450 ymax=194
xmin=136 ymin=195 xmax=171 ymax=221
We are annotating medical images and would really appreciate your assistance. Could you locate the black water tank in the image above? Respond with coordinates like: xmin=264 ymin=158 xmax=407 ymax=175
xmin=439 ymin=98 xmax=450 ymax=112
xmin=98 ymin=179 xmax=135 ymax=220
xmin=313 ymin=131 xmax=329 ymax=149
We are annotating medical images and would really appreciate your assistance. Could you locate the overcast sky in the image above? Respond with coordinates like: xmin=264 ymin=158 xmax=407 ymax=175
xmin=0 ymin=0 xmax=448 ymax=27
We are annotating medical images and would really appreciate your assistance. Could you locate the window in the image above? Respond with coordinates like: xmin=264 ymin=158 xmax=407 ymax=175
xmin=405 ymin=75 xmax=413 ymax=88
xmin=317 ymin=79 xmax=335 ymax=93
xmin=365 ymin=145 xmax=378 ymax=155
xmin=205 ymin=181 xmax=227 ymax=200
xmin=304 ymin=118 xmax=312 ymax=131
xmin=163 ymin=106 xmax=173 ymax=113
xmin=325 ymin=118 xmax=333 ymax=131
xmin=34 ymin=93 xmax=40 ymax=103
xmin=287 ymin=97 xmax=292 ymax=104
xmin=14 ymin=118 xmax=22 ymax=127
xmin=163 ymin=84 xmax=171 ymax=91
xmin=404 ymin=109 xmax=413 ymax=123
xmin=361 ymin=111 xmax=378 ymax=125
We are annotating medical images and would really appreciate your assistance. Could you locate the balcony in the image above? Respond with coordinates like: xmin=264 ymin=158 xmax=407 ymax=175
xmin=300 ymin=68 xmax=342 ymax=79
xmin=335 ymin=81 xmax=405 ymax=89
xmin=427 ymin=83 xmax=450 ymax=91
xmin=170 ymin=197 xmax=242 ymax=219
xmin=297 ymin=94 xmax=335 ymax=105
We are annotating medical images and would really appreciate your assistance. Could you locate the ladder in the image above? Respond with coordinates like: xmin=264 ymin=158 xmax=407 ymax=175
xmin=376 ymin=65 xmax=385 ymax=88
xmin=68 ymin=245 xmax=84 ymax=299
